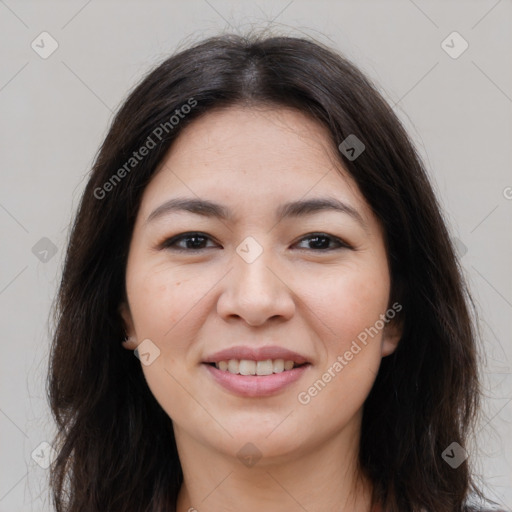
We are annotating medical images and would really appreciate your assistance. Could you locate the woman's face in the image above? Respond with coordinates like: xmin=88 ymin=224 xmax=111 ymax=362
xmin=121 ymin=105 xmax=401 ymax=463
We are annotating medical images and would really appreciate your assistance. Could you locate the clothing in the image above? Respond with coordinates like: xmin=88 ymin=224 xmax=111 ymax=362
xmin=370 ymin=504 xmax=509 ymax=512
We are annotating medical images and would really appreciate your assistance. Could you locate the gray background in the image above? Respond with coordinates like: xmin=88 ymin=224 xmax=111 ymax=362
xmin=0 ymin=0 xmax=511 ymax=510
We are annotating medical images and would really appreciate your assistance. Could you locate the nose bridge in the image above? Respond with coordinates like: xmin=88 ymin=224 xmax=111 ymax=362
xmin=217 ymin=235 xmax=295 ymax=325
xmin=234 ymin=234 xmax=280 ymax=299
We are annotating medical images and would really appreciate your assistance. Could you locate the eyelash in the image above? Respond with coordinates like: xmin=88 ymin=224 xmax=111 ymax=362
xmin=159 ymin=231 xmax=352 ymax=253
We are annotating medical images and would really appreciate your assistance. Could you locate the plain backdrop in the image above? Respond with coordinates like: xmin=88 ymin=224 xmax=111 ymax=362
xmin=0 ymin=1 xmax=511 ymax=510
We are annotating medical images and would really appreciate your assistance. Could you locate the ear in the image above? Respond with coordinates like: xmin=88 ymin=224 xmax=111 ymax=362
xmin=119 ymin=302 xmax=138 ymax=351
xmin=381 ymin=319 xmax=403 ymax=357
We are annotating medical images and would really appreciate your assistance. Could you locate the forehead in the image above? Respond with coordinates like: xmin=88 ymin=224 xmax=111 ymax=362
xmin=159 ymin=105 xmax=339 ymax=177
xmin=138 ymin=105 xmax=372 ymax=223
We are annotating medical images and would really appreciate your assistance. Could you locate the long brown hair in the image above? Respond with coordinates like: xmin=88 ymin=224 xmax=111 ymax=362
xmin=48 ymin=32 xmax=495 ymax=511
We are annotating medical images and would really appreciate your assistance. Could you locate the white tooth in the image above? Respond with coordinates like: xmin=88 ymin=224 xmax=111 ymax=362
xmin=284 ymin=360 xmax=294 ymax=371
xmin=256 ymin=359 xmax=273 ymax=376
xmin=239 ymin=360 xmax=256 ymax=375
xmin=272 ymin=359 xmax=285 ymax=373
xmin=228 ymin=359 xmax=239 ymax=374
xmin=218 ymin=359 xmax=299 ymax=374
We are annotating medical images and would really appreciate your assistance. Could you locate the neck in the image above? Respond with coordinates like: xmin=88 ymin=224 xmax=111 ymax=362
xmin=174 ymin=416 xmax=373 ymax=512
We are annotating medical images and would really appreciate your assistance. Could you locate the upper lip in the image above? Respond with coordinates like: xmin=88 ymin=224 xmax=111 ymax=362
xmin=203 ymin=345 xmax=310 ymax=365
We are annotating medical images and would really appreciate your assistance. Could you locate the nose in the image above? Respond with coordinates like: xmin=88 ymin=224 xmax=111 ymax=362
xmin=216 ymin=245 xmax=296 ymax=327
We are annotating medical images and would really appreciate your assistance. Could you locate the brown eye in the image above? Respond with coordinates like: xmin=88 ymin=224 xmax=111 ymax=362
xmin=294 ymin=233 xmax=351 ymax=251
xmin=161 ymin=232 xmax=218 ymax=252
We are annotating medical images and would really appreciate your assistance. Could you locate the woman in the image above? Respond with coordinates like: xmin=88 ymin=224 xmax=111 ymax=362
xmin=47 ymin=32 xmax=506 ymax=512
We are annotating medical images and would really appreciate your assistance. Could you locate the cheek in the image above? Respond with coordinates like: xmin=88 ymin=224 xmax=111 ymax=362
xmin=303 ymin=260 xmax=390 ymax=346
xmin=126 ymin=264 xmax=209 ymax=423
xmin=295 ymin=271 xmax=388 ymax=430
xmin=127 ymin=260 xmax=204 ymax=339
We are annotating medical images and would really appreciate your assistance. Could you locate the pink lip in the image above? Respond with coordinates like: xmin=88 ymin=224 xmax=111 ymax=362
xmin=203 ymin=345 xmax=310 ymax=365
xmin=203 ymin=363 xmax=310 ymax=397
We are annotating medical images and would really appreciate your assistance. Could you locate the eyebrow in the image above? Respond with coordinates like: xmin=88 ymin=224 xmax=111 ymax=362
xmin=146 ymin=196 xmax=367 ymax=229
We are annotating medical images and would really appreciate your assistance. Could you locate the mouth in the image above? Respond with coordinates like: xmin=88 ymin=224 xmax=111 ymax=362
xmin=202 ymin=354 xmax=311 ymax=397
xmin=202 ymin=346 xmax=311 ymax=397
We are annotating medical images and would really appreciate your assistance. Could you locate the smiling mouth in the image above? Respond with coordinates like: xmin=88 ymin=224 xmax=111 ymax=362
xmin=206 ymin=359 xmax=309 ymax=376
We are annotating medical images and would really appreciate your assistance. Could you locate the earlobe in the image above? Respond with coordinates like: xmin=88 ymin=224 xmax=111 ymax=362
xmin=119 ymin=302 xmax=137 ymax=350
xmin=122 ymin=336 xmax=138 ymax=350
xmin=381 ymin=322 xmax=402 ymax=357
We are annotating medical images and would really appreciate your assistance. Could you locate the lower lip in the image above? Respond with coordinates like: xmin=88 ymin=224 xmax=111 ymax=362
xmin=203 ymin=363 xmax=310 ymax=398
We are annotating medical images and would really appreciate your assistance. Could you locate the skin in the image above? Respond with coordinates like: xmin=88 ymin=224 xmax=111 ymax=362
xmin=120 ymin=105 xmax=402 ymax=512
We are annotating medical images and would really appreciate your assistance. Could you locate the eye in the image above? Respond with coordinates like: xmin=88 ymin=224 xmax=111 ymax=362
xmin=294 ymin=233 xmax=350 ymax=251
xmin=159 ymin=231 xmax=350 ymax=253
xmin=160 ymin=232 xmax=218 ymax=252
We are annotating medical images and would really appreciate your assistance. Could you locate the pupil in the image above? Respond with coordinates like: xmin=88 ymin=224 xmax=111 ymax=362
xmin=188 ymin=236 xmax=204 ymax=249
xmin=311 ymin=236 xmax=328 ymax=249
